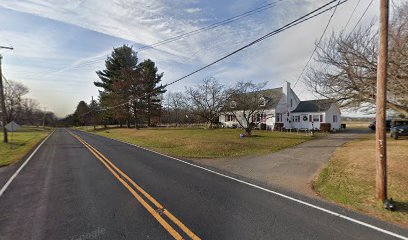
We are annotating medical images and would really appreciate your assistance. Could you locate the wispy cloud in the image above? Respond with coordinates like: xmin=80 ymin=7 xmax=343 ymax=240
xmin=0 ymin=0 xmax=381 ymax=116
xmin=185 ymin=8 xmax=201 ymax=13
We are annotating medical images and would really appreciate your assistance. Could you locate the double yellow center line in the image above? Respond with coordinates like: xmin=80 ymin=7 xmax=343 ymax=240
xmin=67 ymin=130 xmax=201 ymax=240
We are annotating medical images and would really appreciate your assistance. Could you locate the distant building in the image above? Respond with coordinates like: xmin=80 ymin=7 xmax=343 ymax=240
xmin=219 ymin=82 xmax=341 ymax=131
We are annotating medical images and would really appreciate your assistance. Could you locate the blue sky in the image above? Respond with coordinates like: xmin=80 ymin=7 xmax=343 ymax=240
xmin=0 ymin=0 xmax=381 ymax=117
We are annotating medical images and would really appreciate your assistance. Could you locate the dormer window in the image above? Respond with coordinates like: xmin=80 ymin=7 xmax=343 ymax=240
xmin=259 ymin=97 xmax=266 ymax=107
xmin=230 ymin=101 xmax=237 ymax=109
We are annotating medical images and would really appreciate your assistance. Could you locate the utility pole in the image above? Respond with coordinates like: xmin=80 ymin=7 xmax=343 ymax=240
xmin=92 ymin=96 xmax=96 ymax=130
xmin=0 ymin=46 xmax=13 ymax=143
xmin=42 ymin=107 xmax=47 ymax=129
xmin=375 ymin=0 xmax=389 ymax=201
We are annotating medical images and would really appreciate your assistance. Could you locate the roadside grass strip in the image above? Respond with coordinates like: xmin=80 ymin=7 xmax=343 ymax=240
xmin=0 ymin=130 xmax=55 ymax=198
xmin=67 ymin=130 xmax=200 ymax=240
xmin=75 ymin=128 xmax=408 ymax=240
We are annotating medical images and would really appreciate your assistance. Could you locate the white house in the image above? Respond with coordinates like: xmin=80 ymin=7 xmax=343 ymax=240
xmin=289 ymin=99 xmax=341 ymax=130
xmin=219 ymin=82 xmax=341 ymax=131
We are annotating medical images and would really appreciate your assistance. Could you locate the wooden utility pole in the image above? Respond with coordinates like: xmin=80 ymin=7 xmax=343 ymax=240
xmin=92 ymin=96 xmax=96 ymax=130
xmin=375 ymin=0 xmax=389 ymax=201
xmin=0 ymin=46 xmax=13 ymax=143
xmin=42 ymin=107 xmax=47 ymax=129
xmin=0 ymin=54 xmax=8 ymax=143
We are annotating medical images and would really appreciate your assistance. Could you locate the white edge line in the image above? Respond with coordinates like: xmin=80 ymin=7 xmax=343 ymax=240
xmin=75 ymin=129 xmax=408 ymax=240
xmin=0 ymin=129 xmax=55 ymax=198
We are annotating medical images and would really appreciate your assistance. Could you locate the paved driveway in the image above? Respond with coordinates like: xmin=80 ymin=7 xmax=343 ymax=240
xmin=192 ymin=130 xmax=370 ymax=197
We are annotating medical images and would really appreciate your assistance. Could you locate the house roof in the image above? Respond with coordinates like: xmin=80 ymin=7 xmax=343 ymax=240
xmin=291 ymin=99 xmax=334 ymax=113
xmin=258 ymin=88 xmax=283 ymax=109
xmin=230 ymin=87 xmax=283 ymax=110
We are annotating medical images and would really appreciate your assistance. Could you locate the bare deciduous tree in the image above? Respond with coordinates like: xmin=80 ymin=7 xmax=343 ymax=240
xmin=224 ymin=81 xmax=267 ymax=136
xmin=166 ymin=92 xmax=188 ymax=126
xmin=185 ymin=77 xmax=226 ymax=128
xmin=4 ymin=80 xmax=29 ymax=121
xmin=305 ymin=3 xmax=408 ymax=116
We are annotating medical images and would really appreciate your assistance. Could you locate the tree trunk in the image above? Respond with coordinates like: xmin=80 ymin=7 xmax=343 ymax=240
xmin=245 ymin=127 xmax=252 ymax=136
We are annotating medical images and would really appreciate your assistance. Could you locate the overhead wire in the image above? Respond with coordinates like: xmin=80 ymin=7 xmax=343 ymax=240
xmin=16 ymin=0 xmax=285 ymax=79
xmin=292 ymin=0 xmax=342 ymax=89
xmin=294 ymin=0 xmax=374 ymax=97
xmin=347 ymin=0 xmax=375 ymax=40
xmin=343 ymin=0 xmax=362 ymax=30
xmin=81 ymin=0 xmax=349 ymax=116
xmin=134 ymin=0 xmax=284 ymax=51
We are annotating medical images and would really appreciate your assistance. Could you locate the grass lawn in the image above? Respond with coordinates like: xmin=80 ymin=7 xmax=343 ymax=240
xmin=314 ymin=135 xmax=408 ymax=226
xmin=0 ymin=127 xmax=51 ymax=167
xmin=78 ymin=127 xmax=312 ymax=159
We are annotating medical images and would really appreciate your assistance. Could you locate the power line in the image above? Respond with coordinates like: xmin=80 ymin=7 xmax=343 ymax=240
xmin=293 ymin=0 xmax=374 ymax=95
xmin=343 ymin=0 xmax=362 ymax=30
xmin=347 ymin=0 xmax=375 ymax=39
xmin=82 ymin=0 xmax=349 ymax=115
xmin=135 ymin=0 xmax=284 ymax=51
xmin=293 ymin=0 xmax=342 ymax=89
xmin=2 ymin=75 xmax=20 ymax=103
xmin=17 ymin=1 xmax=285 ymax=79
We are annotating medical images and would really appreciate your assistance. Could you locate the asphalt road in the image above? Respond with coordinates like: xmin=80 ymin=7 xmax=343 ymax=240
xmin=0 ymin=128 xmax=407 ymax=240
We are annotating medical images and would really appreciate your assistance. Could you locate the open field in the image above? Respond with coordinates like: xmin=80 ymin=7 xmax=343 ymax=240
xmin=77 ymin=127 xmax=312 ymax=159
xmin=314 ymin=135 xmax=408 ymax=226
xmin=0 ymin=127 xmax=51 ymax=167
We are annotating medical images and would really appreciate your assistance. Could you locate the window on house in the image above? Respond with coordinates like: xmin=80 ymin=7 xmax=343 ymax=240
xmin=290 ymin=99 xmax=293 ymax=108
xmin=313 ymin=115 xmax=320 ymax=122
xmin=226 ymin=115 xmax=234 ymax=121
xmin=259 ymin=97 xmax=266 ymax=107
xmin=276 ymin=113 xmax=281 ymax=123
xmin=230 ymin=101 xmax=237 ymax=109
xmin=256 ymin=113 xmax=261 ymax=122
xmin=333 ymin=115 xmax=337 ymax=123
xmin=320 ymin=115 xmax=323 ymax=122
xmin=292 ymin=115 xmax=300 ymax=122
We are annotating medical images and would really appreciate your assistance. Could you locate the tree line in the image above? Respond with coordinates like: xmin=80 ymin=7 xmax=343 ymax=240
xmin=1 ymin=80 xmax=57 ymax=127
xmin=62 ymin=45 xmax=268 ymax=135
xmin=64 ymin=3 xmax=408 ymax=131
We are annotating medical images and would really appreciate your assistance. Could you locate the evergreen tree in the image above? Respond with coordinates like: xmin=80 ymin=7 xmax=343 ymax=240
xmin=94 ymin=45 xmax=166 ymax=127
xmin=95 ymin=45 xmax=138 ymax=92
xmin=138 ymin=59 xmax=166 ymax=126
xmin=73 ymin=101 xmax=90 ymax=126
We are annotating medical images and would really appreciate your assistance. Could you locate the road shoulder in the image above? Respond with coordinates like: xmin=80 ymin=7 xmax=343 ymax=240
xmin=0 ymin=129 xmax=53 ymax=193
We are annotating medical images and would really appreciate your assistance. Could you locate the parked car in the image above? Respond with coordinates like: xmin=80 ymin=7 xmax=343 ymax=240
xmin=369 ymin=119 xmax=391 ymax=131
xmin=390 ymin=119 xmax=408 ymax=140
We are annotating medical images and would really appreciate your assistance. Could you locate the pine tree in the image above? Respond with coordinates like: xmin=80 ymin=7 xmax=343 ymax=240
xmin=94 ymin=45 xmax=138 ymax=127
xmin=138 ymin=59 xmax=166 ymax=126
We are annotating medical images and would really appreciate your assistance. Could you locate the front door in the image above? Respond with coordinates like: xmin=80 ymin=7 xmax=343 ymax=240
xmin=301 ymin=114 xmax=308 ymax=129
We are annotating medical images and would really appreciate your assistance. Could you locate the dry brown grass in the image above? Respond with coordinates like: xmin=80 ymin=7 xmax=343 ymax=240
xmin=80 ymin=127 xmax=312 ymax=159
xmin=342 ymin=121 xmax=371 ymax=129
xmin=315 ymin=135 xmax=408 ymax=226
